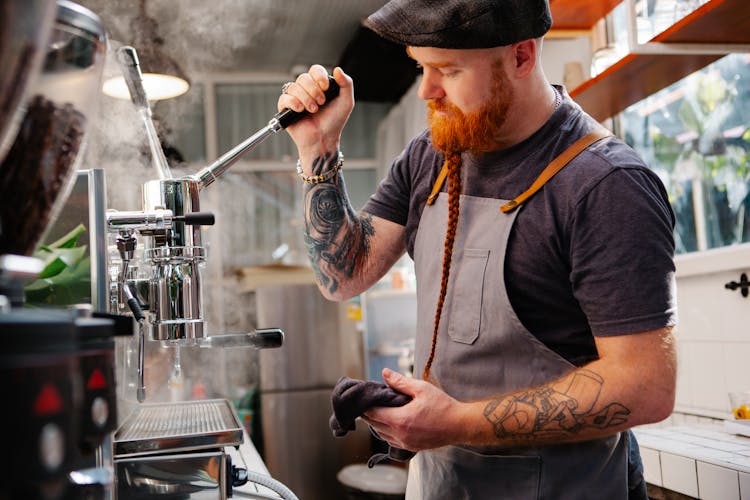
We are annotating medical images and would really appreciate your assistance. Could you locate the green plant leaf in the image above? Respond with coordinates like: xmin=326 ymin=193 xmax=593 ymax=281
xmin=45 ymin=223 xmax=87 ymax=250
xmin=678 ymin=99 xmax=701 ymax=133
xmin=24 ymin=223 xmax=91 ymax=306
xmin=25 ymin=256 xmax=91 ymax=306
xmin=36 ymin=246 xmax=87 ymax=279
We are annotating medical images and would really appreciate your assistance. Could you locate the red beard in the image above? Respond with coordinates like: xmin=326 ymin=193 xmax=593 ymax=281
xmin=428 ymin=63 xmax=513 ymax=155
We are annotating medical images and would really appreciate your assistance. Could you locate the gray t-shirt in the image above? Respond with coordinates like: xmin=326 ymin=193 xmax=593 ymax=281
xmin=362 ymin=88 xmax=677 ymax=366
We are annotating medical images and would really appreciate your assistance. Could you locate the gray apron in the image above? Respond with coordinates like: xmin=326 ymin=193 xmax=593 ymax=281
xmin=407 ymin=130 xmax=629 ymax=500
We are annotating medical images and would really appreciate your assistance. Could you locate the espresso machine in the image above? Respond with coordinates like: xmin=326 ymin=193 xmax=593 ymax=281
xmin=100 ymin=44 xmax=340 ymax=499
xmin=104 ymin=44 xmax=339 ymax=403
xmin=0 ymin=2 xmax=126 ymax=499
xmin=0 ymin=1 xmax=334 ymax=494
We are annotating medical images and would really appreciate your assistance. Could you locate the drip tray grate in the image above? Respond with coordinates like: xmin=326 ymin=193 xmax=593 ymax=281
xmin=114 ymin=399 xmax=243 ymax=457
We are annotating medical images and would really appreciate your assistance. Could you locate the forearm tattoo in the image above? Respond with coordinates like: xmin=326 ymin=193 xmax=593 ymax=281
xmin=482 ymin=369 xmax=630 ymax=442
xmin=303 ymin=152 xmax=375 ymax=294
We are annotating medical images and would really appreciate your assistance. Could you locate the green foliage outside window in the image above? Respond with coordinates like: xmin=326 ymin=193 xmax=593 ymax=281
xmin=621 ymin=54 xmax=750 ymax=254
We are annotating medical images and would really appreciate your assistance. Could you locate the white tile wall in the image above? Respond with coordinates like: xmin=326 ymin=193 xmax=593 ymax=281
xmin=724 ymin=343 xmax=750 ymax=396
xmin=673 ymin=251 xmax=750 ymax=418
xmin=675 ymin=272 xmax=723 ymax=342
xmin=675 ymin=340 xmax=694 ymax=410
xmin=684 ymin=342 xmax=729 ymax=412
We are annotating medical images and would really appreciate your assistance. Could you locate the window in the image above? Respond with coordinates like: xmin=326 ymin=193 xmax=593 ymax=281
xmin=619 ymin=54 xmax=750 ymax=254
xmin=153 ymin=83 xmax=206 ymax=163
xmin=214 ymin=83 xmax=391 ymax=160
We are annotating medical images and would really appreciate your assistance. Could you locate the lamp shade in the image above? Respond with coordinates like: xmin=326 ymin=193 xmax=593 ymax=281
xmin=102 ymin=52 xmax=189 ymax=101
xmin=102 ymin=1 xmax=189 ymax=101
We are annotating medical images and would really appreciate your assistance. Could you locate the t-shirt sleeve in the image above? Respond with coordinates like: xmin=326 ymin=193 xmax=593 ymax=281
xmin=362 ymin=147 xmax=413 ymax=226
xmin=569 ymin=163 xmax=678 ymax=337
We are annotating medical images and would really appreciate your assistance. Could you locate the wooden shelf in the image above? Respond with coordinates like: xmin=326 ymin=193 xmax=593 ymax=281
xmin=550 ymin=0 xmax=621 ymax=30
xmin=569 ymin=0 xmax=750 ymax=122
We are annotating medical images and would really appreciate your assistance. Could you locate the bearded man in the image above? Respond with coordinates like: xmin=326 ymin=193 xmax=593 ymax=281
xmin=277 ymin=1 xmax=677 ymax=498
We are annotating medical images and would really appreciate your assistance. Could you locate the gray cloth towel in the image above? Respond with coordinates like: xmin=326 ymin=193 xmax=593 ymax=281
xmin=329 ymin=376 xmax=416 ymax=467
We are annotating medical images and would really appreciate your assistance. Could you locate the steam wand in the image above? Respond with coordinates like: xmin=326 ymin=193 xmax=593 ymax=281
xmin=115 ymin=230 xmax=147 ymax=402
xmin=116 ymin=46 xmax=173 ymax=181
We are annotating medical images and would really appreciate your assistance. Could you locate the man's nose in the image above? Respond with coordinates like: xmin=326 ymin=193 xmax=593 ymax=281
xmin=417 ymin=71 xmax=445 ymax=101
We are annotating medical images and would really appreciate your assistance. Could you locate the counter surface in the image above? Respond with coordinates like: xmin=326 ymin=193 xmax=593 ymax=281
xmin=634 ymin=423 xmax=750 ymax=499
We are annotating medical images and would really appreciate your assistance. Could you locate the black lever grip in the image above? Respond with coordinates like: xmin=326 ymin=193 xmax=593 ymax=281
xmin=199 ymin=328 xmax=284 ymax=349
xmin=274 ymin=76 xmax=340 ymax=129
xmin=250 ymin=328 xmax=284 ymax=348
xmin=174 ymin=212 xmax=215 ymax=226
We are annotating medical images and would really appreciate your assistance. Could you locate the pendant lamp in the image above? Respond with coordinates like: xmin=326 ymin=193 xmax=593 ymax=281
xmin=103 ymin=0 xmax=189 ymax=101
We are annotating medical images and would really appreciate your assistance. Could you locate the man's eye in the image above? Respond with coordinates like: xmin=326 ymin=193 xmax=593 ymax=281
xmin=415 ymin=63 xmax=423 ymax=73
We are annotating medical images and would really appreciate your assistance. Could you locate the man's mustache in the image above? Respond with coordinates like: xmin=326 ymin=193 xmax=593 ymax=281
xmin=428 ymin=99 xmax=456 ymax=114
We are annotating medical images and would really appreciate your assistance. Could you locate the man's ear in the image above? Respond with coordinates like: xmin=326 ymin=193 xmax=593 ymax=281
xmin=511 ymin=39 xmax=537 ymax=78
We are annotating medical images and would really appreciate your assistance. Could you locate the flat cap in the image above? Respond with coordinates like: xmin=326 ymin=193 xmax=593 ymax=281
xmin=364 ymin=0 xmax=552 ymax=49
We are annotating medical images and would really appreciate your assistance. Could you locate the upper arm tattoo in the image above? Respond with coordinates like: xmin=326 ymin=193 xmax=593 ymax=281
xmin=303 ymin=152 xmax=375 ymax=294
xmin=482 ymin=369 xmax=630 ymax=442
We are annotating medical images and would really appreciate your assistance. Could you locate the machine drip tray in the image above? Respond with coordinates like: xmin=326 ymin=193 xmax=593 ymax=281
xmin=114 ymin=399 xmax=243 ymax=458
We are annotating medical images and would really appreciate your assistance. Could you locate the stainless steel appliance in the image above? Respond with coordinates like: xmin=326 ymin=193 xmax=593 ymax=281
xmin=102 ymin=45 xmax=343 ymax=500
xmin=110 ymin=396 xmax=301 ymax=499
xmin=113 ymin=399 xmax=243 ymax=499
xmin=104 ymin=45 xmax=339 ymax=402
xmin=0 ymin=1 xmax=330 ymax=498
xmin=257 ymin=283 xmax=370 ymax=500
xmin=108 ymin=46 xmax=339 ymax=347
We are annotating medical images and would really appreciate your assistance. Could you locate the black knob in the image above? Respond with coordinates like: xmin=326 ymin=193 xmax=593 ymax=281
xmin=252 ymin=328 xmax=284 ymax=348
xmin=175 ymin=211 xmax=215 ymax=226
xmin=724 ymin=272 xmax=749 ymax=298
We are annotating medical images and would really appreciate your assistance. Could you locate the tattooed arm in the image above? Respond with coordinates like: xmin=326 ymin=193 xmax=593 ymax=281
xmin=364 ymin=327 xmax=676 ymax=450
xmin=302 ymin=151 xmax=406 ymax=299
xmin=279 ymin=65 xmax=406 ymax=300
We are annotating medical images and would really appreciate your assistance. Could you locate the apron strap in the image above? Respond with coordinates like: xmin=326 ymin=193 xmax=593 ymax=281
xmin=424 ymin=128 xmax=613 ymax=209
xmin=426 ymin=159 xmax=451 ymax=205
xmin=500 ymin=128 xmax=613 ymax=213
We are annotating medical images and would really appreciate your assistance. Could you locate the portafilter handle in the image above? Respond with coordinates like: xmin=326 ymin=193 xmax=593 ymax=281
xmin=197 ymin=328 xmax=284 ymax=349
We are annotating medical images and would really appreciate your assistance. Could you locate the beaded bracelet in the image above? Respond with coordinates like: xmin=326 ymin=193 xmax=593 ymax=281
xmin=296 ymin=152 xmax=344 ymax=184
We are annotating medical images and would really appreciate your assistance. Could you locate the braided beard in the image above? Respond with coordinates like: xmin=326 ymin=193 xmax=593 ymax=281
xmin=422 ymin=151 xmax=461 ymax=382
xmin=421 ymin=62 xmax=512 ymax=382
